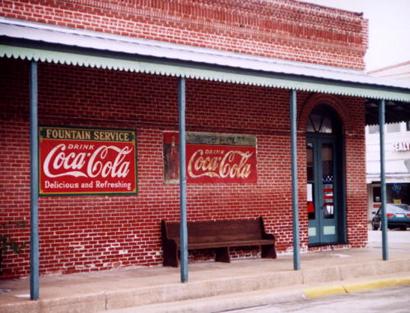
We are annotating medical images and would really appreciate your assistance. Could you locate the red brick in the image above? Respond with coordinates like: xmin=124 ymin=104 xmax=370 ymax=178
xmin=0 ymin=0 xmax=367 ymax=70
xmin=0 ymin=59 xmax=367 ymax=278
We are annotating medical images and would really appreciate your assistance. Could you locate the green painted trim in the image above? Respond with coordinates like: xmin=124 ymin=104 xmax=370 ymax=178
xmin=1 ymin=44 xmax=410 ymax=101
xmin=379 ymin=99 xmax=389 ymax=261
xmin=290 ymin=89 xmax=300 ymax=270
xmin=339 ymin=134 xmax=348 ymax=244
xmin=29 ymin=60 xmax=39 ymax=301
xmin=178 ymin=78 xmax=188 ymax=283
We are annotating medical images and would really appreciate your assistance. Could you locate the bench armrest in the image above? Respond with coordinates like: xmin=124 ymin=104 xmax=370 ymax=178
xmin=262 ymin=233 xmax=275 ymax=242
xmin=259 ymin=217 xmax=275 ymax=242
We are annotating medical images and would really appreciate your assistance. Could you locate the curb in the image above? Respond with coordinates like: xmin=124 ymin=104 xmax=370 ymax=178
xmin=108 ymin=275 xmax=410 ymax=313
xmin=304 ymin=276 xmax=410 ymax=299
xmin=103 ymin=287 xmax=305 ymax=313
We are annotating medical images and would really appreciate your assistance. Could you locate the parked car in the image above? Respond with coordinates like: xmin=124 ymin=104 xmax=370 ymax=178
xmin=372 ymin=204 xmax=410 ymax=230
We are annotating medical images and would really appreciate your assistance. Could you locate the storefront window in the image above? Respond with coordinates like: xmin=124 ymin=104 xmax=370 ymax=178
xmin=322 ymin=144 xmax=334 ymax=219
xmin=386 ymin=123 xmax=401 ymax=133
xmin=368 ymin=125 xmax=379 ymax=134
xmin=307 ymin=114 xmax=333 ymax=134
xmin=373 ymin=184 xmax=410 ymax=205
xmin=307 ymin=142 xmax=315 ymax=220
xmin=373 ymin=186 xmax=381 ymax=202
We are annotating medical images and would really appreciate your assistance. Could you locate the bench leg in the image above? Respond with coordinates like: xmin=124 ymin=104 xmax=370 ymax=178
xmin=163 ymin=243 xmax=179 ymax=267
xmin=215 ymin=247 xmax=230 ymax=263
xmin=261 ymin=245 xmax=276 ymax=259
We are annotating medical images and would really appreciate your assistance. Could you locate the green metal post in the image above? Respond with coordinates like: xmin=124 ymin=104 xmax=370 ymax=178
xmin=290 ymin=89 xmax=300 ymax=270
xmin=379 ymin=99 xmax=388 ymax=260
xmin=178 ymin=77 xmax=188 ymax=282
xmin=29 ymin=61 xmax=40 ymax=300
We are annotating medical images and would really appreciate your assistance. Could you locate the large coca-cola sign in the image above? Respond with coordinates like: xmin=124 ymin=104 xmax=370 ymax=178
xmin=39 ymin=127 xmax=137 ymax=195
xmin=163 ymin=132 xmax=257 ymax=183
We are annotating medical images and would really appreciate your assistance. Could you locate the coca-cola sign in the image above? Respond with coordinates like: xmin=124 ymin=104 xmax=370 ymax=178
xmin=39 ymin=127 xmax=137 ymax=195
xmin=163 ymin=132 xmax=257 ymax=183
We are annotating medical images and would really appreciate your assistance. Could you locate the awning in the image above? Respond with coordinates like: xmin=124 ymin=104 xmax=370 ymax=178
xmin=367 ymin=174 xmax=410 ymax=184
xmin=1 ymin=17 xmax=410 ymax=103
xmin=366 ymin=100 xmax=410 ymax=125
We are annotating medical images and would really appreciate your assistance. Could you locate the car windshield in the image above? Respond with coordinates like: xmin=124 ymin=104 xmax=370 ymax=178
xmin=386 ymin=204 xmax=410 ymax=213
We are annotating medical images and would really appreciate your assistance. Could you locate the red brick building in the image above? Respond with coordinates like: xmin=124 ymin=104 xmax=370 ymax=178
xmin=0 ymin=0 xmax=409 ymax=287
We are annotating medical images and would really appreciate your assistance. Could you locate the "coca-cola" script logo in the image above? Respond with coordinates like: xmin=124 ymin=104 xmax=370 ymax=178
xmin=187 ymin=149 xmax=253 ymax=179
xmin=43 ymin=144 xmax=132 ymax=178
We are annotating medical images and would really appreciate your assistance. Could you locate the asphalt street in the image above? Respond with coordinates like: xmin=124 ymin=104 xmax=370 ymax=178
xmin=219 ymin=286 xmax=410 ymax=313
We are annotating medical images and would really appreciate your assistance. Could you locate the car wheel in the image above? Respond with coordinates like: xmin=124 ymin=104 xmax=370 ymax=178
xmin=400 ymin=226 xmax=407 ymax=231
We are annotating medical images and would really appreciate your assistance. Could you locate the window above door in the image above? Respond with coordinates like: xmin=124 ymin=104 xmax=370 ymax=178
xmin=307 ymin=105 xmax=342 ymax=135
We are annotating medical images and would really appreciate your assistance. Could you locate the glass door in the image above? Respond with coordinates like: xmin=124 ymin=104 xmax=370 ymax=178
xmin=307 ymin=137 xmax=338 ymax=244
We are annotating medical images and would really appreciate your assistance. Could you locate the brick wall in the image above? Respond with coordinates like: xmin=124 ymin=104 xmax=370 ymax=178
xmin=0 ymin=0 xmax=368 ymax=70
xmin=0 ymin=58 xmax=367 ymax=278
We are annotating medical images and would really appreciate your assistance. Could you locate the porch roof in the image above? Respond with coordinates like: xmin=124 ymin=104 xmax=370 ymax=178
xmin=1 ymin=17 xmax=410 ymax=106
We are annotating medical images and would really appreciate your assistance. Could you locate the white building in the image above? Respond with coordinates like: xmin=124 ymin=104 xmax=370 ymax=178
xmin=368 ymin=61 xmax=410 ymax=81
xmin=366 ymin=122 xmax=410 ymax=220
xmin=366 ymin=61 xmax=410 ymax=220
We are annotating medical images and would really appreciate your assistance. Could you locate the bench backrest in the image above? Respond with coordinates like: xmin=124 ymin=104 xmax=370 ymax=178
xmin=162 ymin=217 xmax=266 ymax=244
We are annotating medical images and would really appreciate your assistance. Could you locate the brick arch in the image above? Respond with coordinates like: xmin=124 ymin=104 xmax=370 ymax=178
xmin=298 ymin=94 xmax=351 ymax=133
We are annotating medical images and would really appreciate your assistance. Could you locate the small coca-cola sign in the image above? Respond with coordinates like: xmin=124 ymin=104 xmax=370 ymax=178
xmin=39 ymin=127 xmax=137 ymax=195
xmin=163 ymin=131 xmax=257 ymax=184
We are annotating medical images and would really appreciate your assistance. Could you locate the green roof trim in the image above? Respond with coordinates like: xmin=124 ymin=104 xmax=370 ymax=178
xmin=1 ymin=44 xmax=410 ymax=102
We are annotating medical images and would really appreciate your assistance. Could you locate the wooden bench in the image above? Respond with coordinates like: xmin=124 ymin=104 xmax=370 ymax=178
xmin=161 ymin=217 xmax=276 ymax=267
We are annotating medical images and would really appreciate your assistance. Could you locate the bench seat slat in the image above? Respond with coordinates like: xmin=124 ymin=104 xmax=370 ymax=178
xmin=187 ymin=239 xmax=273 ymax=249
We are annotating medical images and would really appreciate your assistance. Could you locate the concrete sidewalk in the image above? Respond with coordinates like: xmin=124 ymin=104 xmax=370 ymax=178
xmin=1 ymin=243 xmax=410 ymax=313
